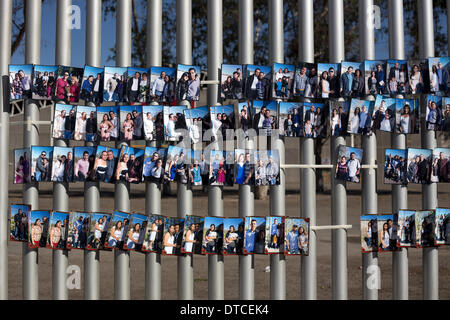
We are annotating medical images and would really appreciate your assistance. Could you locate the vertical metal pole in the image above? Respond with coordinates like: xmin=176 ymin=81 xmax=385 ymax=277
xmin=238 ymin=0 xmax=255 ymax=300
xmin=115 ymin=0 xmax=132 ymax=300
xmin=329 ymin=0 xmax=348 ymax=300
xmin=84 ymin=0 xmax=102 ymax=300
xmin=145 ymin=0 xmax=162 ymax=301
xmin=23 ymin=0 xmax=42 ymax=300
xmin=359 ymin=0 xmax=378 ymax=300
xmin=418 ymin=0 xmax=438 ymax=300
xmin=388 ymin=0 xmax=408 ymax=301
xmin=298 ymin=0 xmax=316 ymax=300
xmin=268 ymin=0 xmax=286 ymax=301
xmin=52 ymin=0 xmax=72 ymax=301
xmin=176 ymin=0 xmax=194 ymax=300
xmin=0 ymin=0 xmax=12 ymax=301
xmin=207 ymin=0 xmax=224 ymax=300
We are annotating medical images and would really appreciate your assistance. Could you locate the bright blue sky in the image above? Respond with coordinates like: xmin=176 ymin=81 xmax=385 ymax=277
xmin=224 ymin=218 xmax=244 ymax=231
xmin=74 ymin=146 xmax=95 ymax=159
xmin=385 ymin=148 xmax=406 ymax=159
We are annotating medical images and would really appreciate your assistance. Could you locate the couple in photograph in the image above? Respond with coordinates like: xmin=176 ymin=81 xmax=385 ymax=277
xmin=15 ymin=152 xmax=30 ymax=184
xmin=12 ymin=208 xmax=28 ymax=241
xmin=33 ymin=71 xmax=56 ymax=99
xmin=143 ymin=152 xmax=164 ymax=183
xmin=81 ymin=73 xmax=103 ymax=104
xmin=282 ymin=107 xmax=301 ymax=137
xmin=75 ymin=111 xmax=97 ymax=141
xmin=363 ymin=219 xmax=377 ymax=250
xmin=319 ymin=67 xmax=339 ymax=98
xmin=348 ymin=104 xmax=371 ymax=134
xmin=55 ymin=72 xmax=80 ymax=103
xmin=330 ymin=106 xmax=348 ymax=136
xmin=255 ymin=155 xmax=279 ymax=186
xmin=384 ymin=153 xmax=406 ymax=184
xmin=293 ymin=66 xmax=318 ymax=98
xmin=127 ymin=71 xmax=149 ymax=103
xmin=285 ymin=224 xmax=308 ymax=255
xmin=144 ymin=218 xmax=164 ymax=252
xmin=340 ymin=66 xmax=365 ymax=97
xmin=126 ymin=221 xmax=148 ymax=251
xmin=222 ymin=67 xmax=243 ymax=100
xmin=105 ymin=73 xmax=126 ymax=102
xmin=144 ymin=111 xmax=164 ymax=141
xmin=252 ymin=106 xmax=276 ymax=136
xmin=116 ymin=152 xmax=143 ymax=184
xmin=244 ymin=219 xmax=265 ymax=254
xmin=176 ymin=68 xmax=200 ymax=102
xmin=48 ymin=218 xmax=68 ymax=249
xmin=367 ymin=64 xmax=386 ymax=95
xmin=430 ymin=61 xmax=449 ymax=92
xmin=151 ymin=71 xmax=175 ymax=103
xmin=372 ymin=101 xmax=395 ymax=133
xmin=379 ymin=219 xmax=397 ymax=251
xmin=34 ymin=151 xmax=51 ymax=182
xmin=163 ymin=223 xmax=183 ymax=255
xmin=89 ymin=215 xmax=110 ymax=249
xmin=335 ymin=152 xmax=361 ymax=183
xmin=29 ymin=216 xmax=48 ymax=248
xmin=211 ymin=112 xmax=234 ymax=141
xmin=209 ymin=153 xmax=228 ymax=185
xmin=92 ymin=150 xmax=117 ymax=183
xmin=235 ymin=152 xmax=254 ymax=185
xmin=245 ymin=68 xmax=270 ymax=100
xmin=98 ymin=111 xmax=118 ymax=141
xmin=53 ymin=108 xmax=76 ymax=140
xmin=11 ymin=69 xmax=32 ymax=100
xmin=167 ymin=151 xmax=188 ymax=183
xmin=407 ymin=154 xmax=430 ymax=184
xmin=52 ymin=151 xmax=73 ymax=182
xmin=74 ymin=151 xmax=96 ymax=182
xmin=123 ymin=110 xmax=143 ymax=141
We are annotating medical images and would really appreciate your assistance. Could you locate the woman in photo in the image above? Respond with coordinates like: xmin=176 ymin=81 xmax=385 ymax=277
xmin=225 ymin=225 xmax=238 ymax=254
xmin=15 ymin=156 xmax=25 ymax=184
xmin=30 ymin=219 xmax=42 ymax=248
xmin=68 ymin=76 xmax=80 ymax=102
xmin=94 ymin=151 xmax=108 ymax=182
xmin=431 ymin=65 xmax=439 ymax=92
xmin=368 ymin=71 xmax=378 ymax=95
xmin=352 ymin=69 xmax=364 ymax=97
xmin=320 ymin=71 xmax=332 ymax=98
xmin=92 ymin=217 xmax=103 ymax=248
xmin=12 ymin=73 xmax=24 ymax=99
xmin=184 ymin=224 xmax=196 ymax=253
xmin=167 ymin=154 xmax=178 ymax=181
xmin=148 ymin=219 xmax=159 ymax=251
xmin=426 ymin=101 xmax=440 ymax=131
xmin=364 ymin=220 xmax=373 ymax=247
xmin=139 ymin=73 xmax=149 ymax=102
xmin=409 ymin=64 xmax=423 ymax=94
xmin=53 ymin=155 xmax=66 ymax=182
xmin=331 ymin=108 xmax=340 ymax=136
xmin=56 ymin=72 xmax=70 ymax=101
xmin=127 ymin=156 xmax=141 ymax=184
xmin=190 ymin=160 xmax=202 ymax=185
xmin=176 ymin=72 xmax=189 ymax=101
xmin=116 ymin=153 xmax=129 ymax=182
xmin=205 ymin=224 xmax=218 ymax=253
xmin=49 ymin=220 xmax=62 ymax=249
xmin=240 ymin=108 xmax=251 ymax=136
xmin=298 ymin=226 xmax=308 ymax=254
xmin=155 ymin=112 xmax=165 ymax=141
xmin=255 ymin=159 xmax=267 ymax=186
xmin=380 ymin=222 xmax=390 ymax=250
xmin=335 ymin=156 xmax=348 ymax=180
xmin=217 ymin=164 xmax=226 ymax=185
xmin=430 ymin=158 xmax=439 ymax=183
xmin=100 ymin=114 xmax=114 ymax=142
xmin=75 ymin=112 xmax=87 ymax=140
xmin=399 ymin=104 xmax=414 ymax=134
xmin=284 ymin=113 xmax=293 ymax=137
xmin=108 ymin=221 xmax=123 ymax=248
xmin=313 ymin=107 xmax=325 ymax=138
xmin=126 ymin=223 xmax=140 ymax=250
xmin=123 ymin=113 xmax=134 ymax=141
xmin=235 ymin=153 xmax=245 ymax=184
xmin=221 ymin=113 xmax=232 ymax=138
xmin=349 ymin=107 xmax=360 ymax=134
xmin=222 ymin=76 xmax=233 ymax=100
xmin=163 ymin=225 xmax=176 ymax=254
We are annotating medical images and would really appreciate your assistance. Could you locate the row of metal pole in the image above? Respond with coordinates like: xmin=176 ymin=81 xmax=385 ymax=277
xmin=0 ymin=0 xmax=444 ymax=300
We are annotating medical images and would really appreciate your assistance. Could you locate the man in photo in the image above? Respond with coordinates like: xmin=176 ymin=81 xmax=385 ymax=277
xmin=144 ymin=112 xmax=154 ymax=140
xmin=294 ymin=66 xmax=308 ymax=97
xmin=328 ymin=67 xmax=340 ymax=98
xmin=19 ymin=69 xmax=32 ymax=97
xmin=53 ymin=110 xmax=66 ymax=139
xmin=93 ymin=73 xmax=103 ymax=104
xmin=388 ymin=62 xmax=401 ymax=86
xmin=105 ymin=150 xmax=116 ymax=183
xmin=108 ymin=111 xmax=118 ymax=141
xmin=106 ymin=73 xmax=119 ymax=101
xmin=132 ymin=110 xmax=143 ymax=140
xmin=86 ymin=111 xmax=97 ymax=142
xmin=243 ymin=152 xmax=254 ymax=185
xmin=256 ymin=71 xmax=268 ymax=100
xmin=359 ymin=105 xmax=370 ymax=134
xmin=347 ymin=152 xmax=361 ymax=183
xmin=270 ymin=219 xmax=279 ymax=249
xmin=199 ymin=153 xmax=209 ymax=191
xmin=252 ymin=106 xmax=267 ymax=135
xmin=417 ymin=154 xmax=429 ymax=184
xmin=340 ymin=66 xmax=354 ymax=97
xmin=231 ymin=69 xmax=243 ymax=99
xmin=152 ymin=71 xmax=166 ymax=101
xmin=64 ymin=109 xmax=76 ymax=140
xmin=286 ymin=224 xmax=299 ymax=254
xmin=437 ymin=62 xmax=449 ymax=92
xmin=127 ymin=72 xmax=141 ymax=102
xmin=245 ymin=219 xmax=258 ymax=253
xmin=35 ymin=151 xmax=48 ymax=182
xmin=245 ymin=68 xmax=260 ymax=100
xmin=187 ymin=68 xmax=200 ymax=101
xmin=375 ymin=64 xmax=386 ymax=94
xmin=437 ymin=152 xmax=449 ymax=182
xmin=81 ymin=75 xmax=94 ymax=102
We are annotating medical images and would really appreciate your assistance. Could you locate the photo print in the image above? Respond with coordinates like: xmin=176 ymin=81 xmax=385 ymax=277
xmin=28 ymin=210 xmax=50 ymax=249
xmin=251 ymin=100 xmax=277 ymax=136
xmin=407 ymin=148 xmax=432 ymax=184
xmin=52 ymin=103 xmax=76 ymax=140
xmin=31 ymin=146 xmax=53 ymax=182
xmin=97 ymin=106 xmax=119 ymax=142
xmin=126 ymin=67 xmax=150 ymax=103
xmin=14 ymin=148 xmax=31 ymax=184
xmin=425 ymin=95 xmax=443 ymax=131
xmin=329 ymin=100 xmax=349 ymax=137
xmin=265 ymin=216 xmax=284 ymax=254
xmin=432 ymin=148 xmax=450 ymax=183
xmin=66 ymin=212 xmax=91 ymax=250
xmin=94 ymin=146 xmax=119 ymax=183
xmin=80 ymin=65 xmax=104 ymax=104
xmin=317 ymin=63 xmax=340 ymax=99
xmin=293 ymin=62 xmax=318 ymax=98
xmin=254 ymin=150 xmax=280 ymax=186
xmin=181 ymin=215 xmax=204 ymax=254
xmin=360 ymin=215 xmax=378 ymax=253
xmin=278 ymin=102 xmax=302 ymax=137
xmin=185 ymin=106 xmax=209 ymax=143
xmin=162 ymin=217 xmax=185 ymax=255
xmin=210 ymin=105 xmax=236 ymax=141
xmin=47 ymin=211 xmax=70 ymax=250
xmin=428 ymin=56 xmax=450 ymax=94
xmin=32 ymin=65 xmax=58 ymax=100
xmin=143 ymin=147 xmax=167 ymax=184
xmin=347 ymin=98 xmax=374 ymax=135
xmin=272 ymin=63 xmax=295 ymax=100
xmin=407 ymin=60 xmax=428 ymax=94
xmin=340 ymin=61 xmax=364 ymax=98
xmin=243 ymin=216 xmax=266 ymax=254
xmin=377 ymin=214 xmax=398 ymax=252
xmin=244 ymin=64 xmax=272 ymax=100
xmin=237 ymin=102 xmax=252 ymax=138
xmin=142 ymin=105 xmax=164 ymax=141
xmin=10 ymin=204 xmax=31 ymax=242
xmin=165 ymin=146 xmax=191 ymax=184
xmin=120 ymin=105 xmax=143 ymax=142
xmin=395 ymin=98 xmax=419 ymax=134
xmin=202 ymin=216 xmax=224 ymax=255
xmin=384 ymin=148 xmax=407 ymax=185
xmin=176 ymin=64 xmax=201 ymax=102
xmin=124 ymin=213 xmax=148 ymax=251
xmin=221 ymin=64 xmax=244 ymax=100
xmin=150 ymin=66 xmax=176 ymax=103
xmin=190 ymin=150 xmax=204 ymax=186
xmin=86 ymin=212 xmax=111 ymax=250
xmin=371 ymin=95 xmax=396 ymax=133
xmin=335 ymin=145 xmax=363 ymax=183
xmin=397 ymin=210 xmax=416 ymax=247
xmin=208 ymin=150 xmax=234 ymax=186
xmin=9 ymin=64 xmax=33 ymax=100
xmin=54 ymin=66 xmax=83 ymax=103
xmin=164 ymin=105 xmax=187 ymax=142
xmin=105 ymin=211 xmax=131 ymax=250
xmin=103 ymin=66 xmax=127 ymax=102
xmin=302 ymin=102 xmax=327 ymax=138
xmin=284 ymin=217 xmax=310 ymax=255
xmin=364 ymin=60 xmax=387 ymax=95
xmin=116 ymin=145 xmax=145 ymax=184
xmin=415 ymin=210 xmax=436 ymax=248
xmin=386 ymin=59 xmax=408 ymax=95
xmin=435 ymin=208 xmax=450 ymax=245
xmin=223 ymin=217 xmax=245 ymax=255
xmin=442 ymin=97 xmax=450 ymax=131
xmin=142 ymin=214 xmax=165 ymax=253
xmin=234 ymin=148 xmax=255 ymax=185
xmin=74 ymin=105 xmax=97 ymax=142
xmin=51 ymin=146 xmax=74 ymax=182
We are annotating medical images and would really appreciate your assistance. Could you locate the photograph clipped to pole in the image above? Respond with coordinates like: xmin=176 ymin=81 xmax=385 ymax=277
xmin=360 ymin=215 xmax=378 ymax=253
xmin=377 ymin=214 xmax=399 ymax=252
xmin=142 ymin=214 xmax=165 ymax=254
xmin=13 ymin=148 xmax=31 ymax=184
xmin=339 ymin=61 xmax=364 ymax=98
xmin=434 ymin=208 xmax=450 ymax=246
xmin=397 ymin=210 xmax=416 ymax=248
xmin=46 ymin=211 xmax=70 ymax=250
xmin=9 ymin=204 xmax=31 ymax=242
xmin=162 ymin=217 xmax=185 ymax=256
xmin=80 ymin=65 xmax=104 ymax=104
xmin=384 ymin=148 xmax=407 ymax=185
xmin=149 ymin=66 xmax=176 ymax=104
xmin=8 ymin=64 xmax=33 ymax=101
xmin=28 ymin=210 xmax=51 ymax=249
xmin=181 ymin=215 xmax=204 ymax=254
xmin=32 ymin=65 xmax=58 ymax=100
xmin=86 ymin=212 xmax=112 ymax=250
xmin=272 ymin=63 xmax=295 ymax=100
xmin=243 ymin=216 xmax=266 ymax=255
xmin=66 ymin=211 xmax=91 ymax=250
xmin=223 ymin=217 xmax=245 ymax=255
xmin=123 ymin=213 xmax=148 ymax=251
xmin=221 ymin=64 xmax=244 ymax=100
xmin=202 ymin=216 xmax=224 ymax=255
xmin=52 ymin=103 xmax=76 ymax=140
xmin=97 ymin=106 xmax=120 ymax=142
xmin=142 ymin=146 xmax=167 ymax=184
xmin=284 ymin=217 xmax=310 ymax=256
xmin=265 ymin=216 xmax=284 ymax=254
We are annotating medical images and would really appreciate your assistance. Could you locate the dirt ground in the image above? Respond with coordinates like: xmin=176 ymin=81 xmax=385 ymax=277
xmin=6 ymin=185 xmax=450 ymax=300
